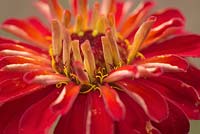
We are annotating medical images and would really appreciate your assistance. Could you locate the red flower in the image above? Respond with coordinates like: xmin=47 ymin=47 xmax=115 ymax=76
xmin=0 ymin=0 xmax=200 ymax=134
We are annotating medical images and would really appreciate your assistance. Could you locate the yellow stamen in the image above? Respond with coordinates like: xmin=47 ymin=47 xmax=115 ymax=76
xmin=81 ymin=40 xmax=96 ymax=81
xmin=74 ymin=15 xmax=85 ymax=36
xmin=127 ymin=17 xmax=156 ymax=64
xmin=71 ymin=40 xmax=83 ymax=63
xmin=106 ymin=28 xmax=122 ymax=66
xmin=49 ymin=47 xmax=59 ymax=73
xmin=107 ymin=13 xmax=117 ymax=37
xmin=70 ymin=73 xmax=80 ymax=84
xmin=51 ymin=20 xmax=62 ymax=58
xmin=91 ymin=2 xmax=100 ymax=29
xmin=62 ymin=29 xmax=71 ymax=74
xmin=101 ymin=36 xmax=114 ymax=72
xmin=56 ymin=81 xmax=68 ymax=88
xmin=80 ymin=84 xmax=96 ymax=94
xmin=136 ymin=52 xmax=146 ymax=59
xmin=92 ymin=15 xmax=107 ymax=36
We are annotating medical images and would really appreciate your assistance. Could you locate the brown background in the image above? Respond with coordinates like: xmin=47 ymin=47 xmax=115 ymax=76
xmin=0 ymin=0 xmax=200 ymax=133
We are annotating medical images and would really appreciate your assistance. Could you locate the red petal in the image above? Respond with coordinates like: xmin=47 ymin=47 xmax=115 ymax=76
xmin=151 ymin=9 xmax=185 ymax=28
xmin=0 ymin=37 xmax=48 ymax=54
xmin=89 ymin=91 xmax=114 ymax=134
xmin=0 ymin=86 xmax=53 ymax=134
xmin=116 ymin=92 xmax=149 ymax=134
xmin=142 ymin=18 xmax=184 ymax=48
xmin=100 ymin=85 xmax=125 ymax=121
xmin=27 ymin=17 xmax=51 ymax=36
xmin=142 ymin=34 xmax=200 ymax=57
xmin=152 ymin=101 xmax=190 ymax=134
xmin=167 ymin=65 xmax=200 ymax=94
xmin=0 ymin=76 xmax=43 ymax=104
xmin=117 ymin=80 xmax=169 ymax=123
xmin=54 ymin=94 xmax=89 ymax=134
xmin=104 ymin=65 xmax=162 ymax=83
xmin=120 ymin=1 xmax=155 ymax=37
xmin=0 ymin=43 xmax=47 ymax=57
xmin=1 ymin=18 xmax=50 ymax=49
xmin=136 ymin=55 xmax=189 ymax=72
xmin=51 ymin=83 xmax=80 ymax=115
xmin=146 ymin=75 xmax=200 ymax=119
xmin=23 ymin=70 xmax=68 ymax=85
xmin=19 ymin=87 xmax=61 ymax=134
xmin=0 ymin=56 xmax=49 ymax=69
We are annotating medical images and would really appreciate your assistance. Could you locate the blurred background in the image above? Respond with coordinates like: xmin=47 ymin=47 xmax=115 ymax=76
xmin=0 ymin=0 xmax=200 ymax=133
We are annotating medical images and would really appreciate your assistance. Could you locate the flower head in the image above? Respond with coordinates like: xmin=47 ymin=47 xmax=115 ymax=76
xmin=0 ymin=0 xmax=200 ymax=134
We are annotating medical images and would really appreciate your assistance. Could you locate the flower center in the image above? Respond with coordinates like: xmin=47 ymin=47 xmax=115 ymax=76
xmin=50 ymin=24 xmax=127 ymax=87
xmin=49 ymin=9 xmax=155 ymax=93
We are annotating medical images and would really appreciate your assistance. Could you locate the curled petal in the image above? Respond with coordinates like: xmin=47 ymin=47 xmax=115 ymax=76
xmin=23 ymin=70 xmax=68 ymax=85
xmin=101 ymin=85 xmax=125 ymax=121
xmin=137 ymin=55 xmax=189 ymax=72
xmin=51 ymin=83 xmax=80 ymax=115
xmin=104 ymin=65 xmax=162 ymax=83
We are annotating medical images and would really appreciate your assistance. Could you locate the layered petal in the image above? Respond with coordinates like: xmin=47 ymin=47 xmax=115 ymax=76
xmin=0 ymin=85 xmax=53 ymax=134
xmin=142 ymin=34 xmax=200 ymax=57
xmin=136 ymin=55 xmax=189 ymax=72
xmin=144 ymin=75 xmax=200 ymax=119
xmin=116 ymin=92 xmax=150 ymax=134
xmin=19 ymin=86 xmax=61 ymax=134
xmin=89 ymin=91 xmax=114 ymax=134
xmin=1 ymin=18 xmax=50 ymax=49
xmin=54 ymin=94 xmax=89 ymax=134
xmin=153 ymin=101 xmax=190 ymax=134
xmin=117 ymin=80 xmax=169 ymax=123
xmin=120 ymin=1 xmax=155 ymax=38
xmin=100 ymin=84 xmax=125 ymax=121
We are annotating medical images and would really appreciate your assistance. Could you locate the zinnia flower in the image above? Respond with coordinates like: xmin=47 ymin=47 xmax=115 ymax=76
xmin=1 ymin=0 xmax=200 ymax=133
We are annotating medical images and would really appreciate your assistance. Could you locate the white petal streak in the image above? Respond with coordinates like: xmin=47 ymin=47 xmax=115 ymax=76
xmin=143 ymin=63 xmax=181 ymax=72
xmin=86 ymin=108 xmax=92 ymax=134
xmin=103 ymin=70 xmax=133 ymax=83
xmin=0 ymin=50 xmax=50 ymax=64
xmin=25 ymin=75 xmax=68 ymax=85
xmin=119 ymin=85 xmax=148 ymax=115
xmin=0 ymin=49 xmax=32 ymax=56
xmin=1 ymin=63 xmax=43 ymax=72
xmin=52 ymin=87 xmax=66 ymax=105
